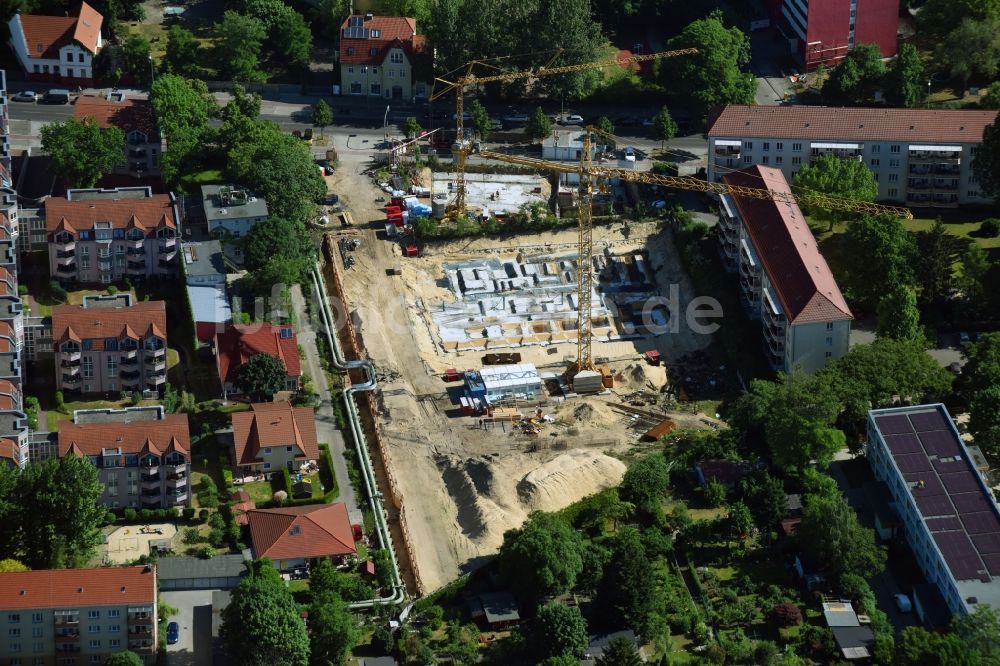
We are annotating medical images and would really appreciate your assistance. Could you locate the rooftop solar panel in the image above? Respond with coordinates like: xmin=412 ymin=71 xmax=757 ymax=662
xmin=916 ymin=494 xmax=955 ymax=517
xmin=909 ymin=409 xmax=949 ymax=432
xmin=906 ymin=474 xmax=945 ymax=496
xmin=896 ymin=452 xmax=934 ymax=473
xmin=926 ymin=516 xmax=964 ymax=532
xmin=931 ymin=456 xmax=966 ymax=473
xmin=940 ymin=471 xmax=981 ymax=494
xmin=934 ymin=532 xmax=982 ymax=580
xmin=952 ymin=492 xmax=993 ymax=514
xmin=983 ymin=553 xmax=1000 ymax=577
xmin=972 ymin=533 xmax=1000 ymax=555
xmin=885 ymin=433 xmax=923 ymax=455
xmin=875 ymin=414 xmax=914 ymax=435
xmin=961 ymin=511 xmax=1000 ymax=535
xmin=919 ymin=430 xmax=962 ymax=457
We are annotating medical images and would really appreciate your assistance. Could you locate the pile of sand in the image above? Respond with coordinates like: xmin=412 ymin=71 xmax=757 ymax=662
xmin=517 ymin=450 xmax=627 ymax=513
xmin=561 ymin=399 xmax=619 ymax=428
xmin=618 ymin=361 xmax=668 ymax=391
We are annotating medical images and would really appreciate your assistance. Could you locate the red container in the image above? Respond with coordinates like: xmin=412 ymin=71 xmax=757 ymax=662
xmin=384 ymin=205 xmax=402 ymax=217
xmin=404 ymin=244 xmax=419 ymax=257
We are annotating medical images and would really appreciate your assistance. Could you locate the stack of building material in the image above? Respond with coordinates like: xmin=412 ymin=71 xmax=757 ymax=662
xmin=573 ymin=369 xmax=604 ymax=394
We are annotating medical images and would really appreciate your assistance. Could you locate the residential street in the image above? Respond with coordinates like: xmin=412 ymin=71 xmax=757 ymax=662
xmin=290 ymin=284 xmax=363 ymax=524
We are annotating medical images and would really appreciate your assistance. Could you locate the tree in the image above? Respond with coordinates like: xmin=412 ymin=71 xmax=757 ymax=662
xmin=618 ymin=453 xmax=669 ymax=520
xmin=539 ymin=656 xmax=578 ymax=666
xmin=756 ymin=376 xmax=845 ymax=471
xmin=0 ymin=558 xmax=27 ymax=572
xmin=798 ymin=491 xmax=885 ymax=581
xmin=951 ymin=604 xmax=1000 ymax=662
xmin=468 ymin=98 xmax=491 ymax=140
xmin=596 ymin=115 xmax=614 ymax=136
xmin=767 ymin=603 xmax=803 ymax=628
xmin=119 ymin=33 xmax=152 ymax=86
xmin=525 ymin=106 xmax=552 ymax=143
xmin=529 ymin=603 xmax=588 ymax=661
xmin=959 ymin=333 xmax=1000 ymax=397
xmin=40 ymin=118 xmax=125 ymax=189
xmin=150 ymin=75 xmax=216 ymax=184
xmin=974 ymin=120 xmax=1000 ymax=198
xmin=215 ymin=11 xmax=267 ymax=82
xmin=958 ymin=243 xmax=991 ymax=307
xmin=792 ymin=154 xmax=878 ymax=231
xmin=662 ymin=10 xmax=755 ymax=113
xmin=165 ymin=25 xmax=211 ymax=78
xmin=595 ymin=635 xmax=642 ymax=666
xmin=235 ymin=352 xmax=288 ymax=401
xmin=312 ymin=100 xmax=333 ymax=138
xmin=886 ymin=44 xmax=926 ymax=107
xmin=651 ymin=106 xmax=677 ymax=151
xmin=876 ymin=285 xmax=922 ymax=342
xmin=309 ymin=588 xmax=358 ymax=666
xmin=896 ymin=626 xmax=977 ymax=666
xmin=937 ymin=18 xmax=1000 ymax=93
xmin=983 ymin=81 xmax=1000 ymax=108
xmin=739 ymin=471 xmax=786 ymax=537
xmin=497 ymin=512 xmax=585 ymax=602
xmin=843 ymin=214 xmax=918 ymax=310
xmin=242 ymin=217 xmax=313 ymax=283
xmin=403 ymin=116 xmax=423 ymax=139
xmin=221 ymin=560 xmax=309 ymax=666
xmin=372 ymin=548 xmax=393 ymax=590
xmin=824 ymin=43 xmax=887 ymax=104
xmin=917 ymin=219 xmax=959 ymax=305
xmin=103 ymin=651 xmax=144 ymax=666
xmin=701 ymin=479 xmax=727 ymax=508
xmin=595 ymin=528 xmax=658 ymax=637
xmin=968 ymin=386 xmax=1000 ymax=457
xmin=273 ymin=9 xmax=313 ymax=71
xmin=918 ymin=0 xmax=1000 ymax=38
xmin=726 ymin=501 xmax=753 ymax=541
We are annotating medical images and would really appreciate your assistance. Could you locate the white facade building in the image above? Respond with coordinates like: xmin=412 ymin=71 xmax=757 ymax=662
xmin=7 ymin=2 xmax=103 ymax=83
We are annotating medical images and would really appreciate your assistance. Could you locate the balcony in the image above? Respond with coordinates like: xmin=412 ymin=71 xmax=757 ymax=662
xmin=55 ymin=263 xmax=77 ymax=275
xmin=146 ymin=358 xmax=166 ymax=372
xmin=168 ymin=490 xmax=188 ymax=504
xmin=61 ymin=374 xmax=81 ymax=385
xmin=120 ymin=354 xmax=139 ymax=366
xmin=129 ymin=148 xmax=147 ymax=158
xmin=158 ymin=257 xmax=176 ymax=270
xmin=128 ymin=640 xmax=155 ymax=653
xmin=55 ymin=643 xmax=81 ymax=653
xmin=140 ymin=487 xmax=161 ymax=498
xmin=160 ymin=238 xmax=177 ymax=250
xmin=61 ymin=357 xmax=81 ymax=368
xmin=54 ymin=632 xmax=80 ymax=641
xmin=909 ymin=151 xmax=961 ymax=165
xmin=140 ymin=497 xmax=161 ymax=509
xmin=933 ymin=179 xmax=959 ymax=191
xmin=141 ymin=475 xmax=161 ymax=488
xmin=127 ymin=261 xmax=147 ymax=273
xmin=121 ymin=347 xmax=138 ymax=360
xmin=165 ymin=461 xmax=188 ymax=475
xmin=54 ymin=615 xmax=80 ymax=626
xmin=128 ymin=614 xmax=154 ymax=628
xmin=128 ymin=237 xmax=145 ymax=249
xmin=166 ymin=474 xmax=187 ymax=489
xmin=56 ymin=251 xmax=76 ymax=265
xmin=53 ymin=239 xmax=76 ymax=252
xmin=140 ymin=465 xmax=159 ymax=478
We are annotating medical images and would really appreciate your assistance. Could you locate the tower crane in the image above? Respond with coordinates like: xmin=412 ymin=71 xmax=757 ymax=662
xmin=478 ymin=137 xmax=912 ymax=383
xmin=430 ymin=48 xmax=697 ymax=218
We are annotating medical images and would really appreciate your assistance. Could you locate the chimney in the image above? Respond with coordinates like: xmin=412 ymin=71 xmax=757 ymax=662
xmin=365 ymin=12 xmax=373 ymax=20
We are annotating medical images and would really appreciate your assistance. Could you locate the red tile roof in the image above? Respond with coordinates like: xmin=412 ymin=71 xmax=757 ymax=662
xmin=0 ymin=565 xmax=155 ymax=609
xmin=708 ymin=105 xmax=998 ymax=143
xmin=339 ymin=14 xmax=421 ymax=65
xmin=58 ymin=413 xmax=190 ymax=458
xmin=16 ymin=1 xmax=102 ymax=58
xmin=723 ymin=166 xmax=853 ymax=325
xmin=52 ymin=301 xmax=167 ymax=348
xmin=45 ymin=194 xmax=176 ymax=236
xmin=247 ymin=503 xmax=356 ymax=561
xmin=215 ymin=324 xmax=301 ymax=387
xmin=231 ymin=402 xmax=320 ymax=467
xmin=0 ymin=438 xmax=19 ymax=462
xmin=74 ymin=95 xmax=157 ymax=139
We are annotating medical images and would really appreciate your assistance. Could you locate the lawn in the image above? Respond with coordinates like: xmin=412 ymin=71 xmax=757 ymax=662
xmin=242 ymin=478 xmax=279 ymax=506
xmin=176 ymin=169 xmax=225 ymax=196
xmin=45 ymin=397 xmax=145 ymax=430
xmin=67 ymin=287 xmax=134 ymax=305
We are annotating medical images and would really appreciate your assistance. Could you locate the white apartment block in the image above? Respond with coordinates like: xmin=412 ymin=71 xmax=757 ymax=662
xmin=718 ymin=165 xmax=852 ymax=375
xmin=707 ymin=105 xmax=998 ymax=208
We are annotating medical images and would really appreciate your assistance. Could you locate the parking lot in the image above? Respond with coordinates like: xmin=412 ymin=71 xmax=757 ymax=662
xmin=161 ymin=590 xmax=216 ymax=666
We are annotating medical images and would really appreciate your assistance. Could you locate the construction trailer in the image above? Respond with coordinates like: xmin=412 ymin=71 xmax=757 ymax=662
xmin=464 ymin=363 xmax=543 ymax=404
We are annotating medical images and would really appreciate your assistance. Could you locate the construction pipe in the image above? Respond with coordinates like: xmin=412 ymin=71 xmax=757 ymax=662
xmin=310 ymin=266 xmax=406 ymax=609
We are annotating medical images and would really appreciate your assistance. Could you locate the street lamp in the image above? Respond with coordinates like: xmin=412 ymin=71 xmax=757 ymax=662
xmin=383 ymin=104 xmax=390 ymax=144
xmin=148 ymin=55 xmax=155 ymax=88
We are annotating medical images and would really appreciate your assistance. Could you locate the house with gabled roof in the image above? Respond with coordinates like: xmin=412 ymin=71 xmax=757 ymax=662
xmin=717 ymin=165 xmax=852 ymax=374
xmin=338 ymin=13 xmax=429 ymax=100
xmin=51 ymin=296 xmax=167 ymax=396
xmin=7 ymin=1 xmax=103 ymax=84
xmin=214 ymin=323 xmax=301 ymax=400
xmin=246 ymin=503 xmax=356 ymax=571
xmin=229 ymin=401 xmax=319 ymax=476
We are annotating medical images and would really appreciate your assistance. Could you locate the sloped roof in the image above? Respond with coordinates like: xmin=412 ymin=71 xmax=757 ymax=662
xmin=722 ymin=165 xmax=852 ymax=325
xmin=215 ymin=324 xmax=301 ymax=386
xmin=16 ymin=2 xmax=102 ymax=58
xmin=0 ymin=438 xmax=19 ymax=462
xmin=708 ymin=104 xmax=997 ymax=143
xmin=45 ymin=193 xmax=176 ymax=235
xmin=231 ymin=402 xmax=319 ymax=467
xmin=57 ymin=413 xmax=190 ymax=458
xmin=74 ymin=95 xmax=157 ymax=138
xmin=247 ymin=503 xmax=356 ymax=561
xmin=339 ymin=14 xmax=422 ymax=65
xmin=52 ymin=301 xmax=167 ymax=348
xmin=0 ymin=565 xmax=155 ymax=610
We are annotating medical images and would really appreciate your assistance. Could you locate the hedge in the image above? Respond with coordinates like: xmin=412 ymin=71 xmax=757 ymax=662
xmin=317 ymin=443 xmax=339 ymax=499
xmin=120 ymin=507 xmax=180 ymax=523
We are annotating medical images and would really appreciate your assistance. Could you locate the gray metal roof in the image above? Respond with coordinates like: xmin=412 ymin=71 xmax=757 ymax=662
xmin=157 ymin=554 xmax=248 ymax=580
xmin=201 ymin=185 xmax=268 ymax=221
xmin=182 ymin=241 xmax=227 ymax=278
xmin=478 ymin=591 xmax=520 ymax=623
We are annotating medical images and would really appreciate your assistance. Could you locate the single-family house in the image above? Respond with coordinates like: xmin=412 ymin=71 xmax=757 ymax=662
xmin=246 ymin=503 xmax=356 ymax=571
xmin=7 ymin=2 xmax=103 ymax=84
xmin=214 ymin=323 xmax=301 ymax=400
xmin=229 ymin=401 xmax=319 ymax=476
xmin=338 ymin=14 xmax=428 ymax=100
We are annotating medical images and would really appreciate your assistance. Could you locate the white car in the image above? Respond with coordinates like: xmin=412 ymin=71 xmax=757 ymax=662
xmin=562 ymin=114 xmax=584 ymax=125
xmin=502 ymin=111 xmax=529 ymax=123
xmin=624 ymin=146 xmax=636 ymax=161
xmin=12 ymin=91 xmax=37 ymax=102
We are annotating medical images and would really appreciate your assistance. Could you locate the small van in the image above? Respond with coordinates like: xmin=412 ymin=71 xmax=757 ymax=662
xmin=44 ymin=89 xmax=71 ymax=104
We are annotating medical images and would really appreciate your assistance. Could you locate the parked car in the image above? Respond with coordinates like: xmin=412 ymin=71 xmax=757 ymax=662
xmin=167 ymin=622 xmax=179 ymax=645
xmin=12 ymin=91 xmax=37 ymax=102
xmin=43 ymin=89 xmax=70 ymax=104
xmin=452 ymin=112 xmax=472 ymax=121
xmin=561 ymin=114 xmax=584 ymax=125
xmin=325 ymin=194 xmax=339 ymax=205
xmin=490 ymin=119 xmax=503 ymax=130
xmin=624 ymin=146 xmax=636 ymax=162
xmin=894 ymin=594 xmax=912 ymax=613
xmin=959 ymin=331 xmax=971 ymax=344
xmin=502 ymin=110 xmax=529 ymax=123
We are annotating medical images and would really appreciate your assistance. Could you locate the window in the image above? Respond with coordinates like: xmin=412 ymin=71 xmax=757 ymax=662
xmin=826 ymin=322 xmax=834 ymax=331
xmin=890 ymin=144 xmax=900 ymax=153
xmin=971 ymin=146 xmax=978 ymax=156
xmin=743 ymin=155 xmax=751 ymax=164
xmin=763 ymin=142 xmax=770 ymax=151
xmin=108 ymin=625 xmax=120 ymax=633
xmin=369 ymin=47 xmax=379 ymax=56
xmin=390 ymin=51 xmax=403 ymax=64
xmin=87 ymin=611 xmax=99 ymax=620
xmin=775 ymin=156 xmax=783 ymax=165
xmin=31 ymin=628 xmax=41 ymax=638
xmin=87 ymin=640 xmax=100 ymax=649
xmin=889 ymin=159 xmax=899 ymax=168
xmin=107 ymin=356 xmax=117 ymax=374
xmin=371 ymin=84 xmax=380 ymax=95
xmin=871 ymin=145 xmax=880 ymax=154
xmin=792 ymin=142 xmax=801 ymax=152
xmin=372 ymin=67 xmax=378 ymax=75
xmin=347 ymin=66 xmax=354 ymax=74
xmin=263 ymin=462 xmax=271 ymax=470
xmin=776 ymin=142 xmax=783 ymax=151
xmin=346 ymin=47 xmax=354 ymax=56
xmin=109 ymin=639 xmax=121 ymax=648
xmin=825 ymin=351 xmax=832 ymax=358
xmin=82 ymin=356 xmax=93 ymax=379
xmin=78 ymin=53 xmax=84 ymax=63
xmin=388 ymin=69 xmax=394 ymax=78
xmin=826 ymin=337 xmax=833 ymax=347
xmin=87 ymin=625 xmax=99 ymax=634
xmin=263 ymin=448 xmax=271 ymax=455
xmin=873 ymin=173 xmax=879 ymax=182
xmin=8 ymin=615 xmax=19 ymax=624
xmin=89 ymin=657 xmax=101 ymax=665
xmin=888 ymin=173 xmax=898 ymax=182
xmin=9 ymin=642 xmax=20 ymax=652
xmin=743 ymin=141 xmax=753 ymax=150
xmin=9 ymin=628 xmax=20 ymax=637
xmin=31 ymin=614 xmax=41 ymax=624
xmin=888 ymin=188 xmax=898 ymax=196
xmin=968 ymin=190 xmax=979 ymax=198
xmin=761 ymin=156 xmax=769 ymax=164
xmin=870 ymin=159 xmax=880 ymax=167
xmin=108 ymin=611 xmax=120 ymax=620
xmin=791 ymin=156 xmax=801 ymax=165
xmin=286 ymin=446 xmax=293 ymax=452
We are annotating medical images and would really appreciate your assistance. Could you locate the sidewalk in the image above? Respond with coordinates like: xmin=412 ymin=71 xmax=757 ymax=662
xmin=290 ymin=284 xmax=363 ymax=524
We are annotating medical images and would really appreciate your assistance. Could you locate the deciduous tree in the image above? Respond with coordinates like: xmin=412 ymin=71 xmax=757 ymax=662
xmin=0 ymin=558 xmax=27 ymax=572
xmin=798 ymin=491 xmax=885 ymax=581
xmin=974 ymin=120 xmax=1000 ymax=198
xmin=842 ymin=214 xmax=918 ymax=311
xmin=529 ymin=603 xmax=588 ymax=661
xmin=312 ymin=100 xmax=333 ymax=137
xmin=958 ymin=242 xmax=991 ymax=307
xmin=215 ymin=11 xmax=267 ymax=82
xmin=595 ymin=528 xmax=659 ymax=637
xmin=792 ymin=154 xmax=878 ymax=231
xmin=525 ymin=106 xmax=552 ymax=143
xmin=982 ymin=81 xmax=1000 ymax=108
xmin=596 ymin=115 xmax=614 ymax=136
xmin=103 ymin=651 xmax=144 ymax=666
xmin=150 ymin=75 xmax=216 ymax=184
xmin=498 ymin=512 xmax=584 ymax=602
xmin=968 ymin=386 xmax=1000 ymax=458
xmin=272 ymin=9 xmax=313 ymax=71
xmin=119 ymin=34 xmax=152 ymax=86
xmin=958 ymin=333 xmax=1000 ymax=397
xmin=165 ymin=26 xmax=211 ymax=78
xmin=40 ymin=118 xmax=125 ymax=188
xmin=917 ymin=0 xmax=1000 ymax=38
xmin=468 ymin=98 xmax=491 ymax=140
xmin=651 ymin=106 xmax=677 ymax=151
xmin=403 ymin=116 xmax=423 ymax=139
xmin=595 ymin=635 xmax=642 ymax=666
xmin=823 ymin=43 xmax=886 ymax=104
xmin=936 ymin=18 xmax=1000 ymax=93
xmin=619 ymin=453 xmax=669 ymax=520
xmin=235 ymin=352 xmax=288 ymax=401
xmin=886 ymin=43 xmax=926 ymax=107
xmin=876 ymin=285 xmax=922 ymax=342
xmin=739 ymin=471 xmax=787 ymax=538
xmin=309 ymin=588 xmax=358 ymax=666
xmin=916 ymin=219 xmax=959 ymax=305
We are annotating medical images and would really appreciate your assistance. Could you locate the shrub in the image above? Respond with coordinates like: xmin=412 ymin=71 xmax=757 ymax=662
xmin=182 ymin=507 xmax=196 ymax=520
xmin=226 ymin=522 xmax=241 ymax=547
xmin=196 ymin=545 xmax=213 ymax=559
xmin=208 ymin=512 xmax=225 ymax=531
xmin=198 ymin=509 xmax=209 ymax=522
xmin=139 ymin=509 xmax=154 ymax=521
xmin=103 ymin=509 xmax=116 ymax=526
xmin=208 ymin=528 xmax=224 ymax=547
xmin=183 ymin=528 xmax=201 ymax=544
xmin=981 ymin=218 xmax=1000 ymax=237
xmin=124 ymin=507 xmax=138 ymax=522
xmin=701 ymin=479 xmax=728 ymax=508
xmin=107 ymin=285 xmax=118 ymax=295
xmin=768 ymin=602 xmax=803 ymax=627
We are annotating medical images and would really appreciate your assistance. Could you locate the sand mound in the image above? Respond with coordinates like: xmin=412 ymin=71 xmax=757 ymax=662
xmin=618 ymin=361 xmax=667 ymax=390
xmin=517 ymin=450 xmax=627 ymax=513
xmin=561 ymin=399 xmax=619 ymax=428
xmin=574 ymin=403 xmax=595 ymax=421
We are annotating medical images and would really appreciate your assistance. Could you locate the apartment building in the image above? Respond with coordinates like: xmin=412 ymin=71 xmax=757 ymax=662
xmin=229 ymin=401 xmax=319 ymax=476
xmin=55 ymin=406 xmax=191 ymax=510
xmin=867 ymin=404 xmax=1000 ymax=620
xmin=338 ymin=14 xmax=428 ymax=100
xmin=45 ymin=187 xmax=180 ymax=284
xmin=707 ymin=105 xmax=998 ymax=208
xmin=718 ymin=165 xmax=852 ymax=374
xmin=201 ymin=185 xmax=267 ymax=264
xmin=6 ymin=2 xmax=103 ymax=84
xmin=74 ymin=95 xmax=161 ymax=177
xmin=764 ymin=0 xmax=898 ymax=70
xmin=215 ymin=324 xmax=301 ymax=400
xmin=52 ymin=297 xmax=167 ymax=396
xmin=0 ymin=565 xmax=157 ymax=666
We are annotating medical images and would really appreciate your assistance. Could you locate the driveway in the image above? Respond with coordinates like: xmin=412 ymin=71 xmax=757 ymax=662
xmin=161 ymin=590 xmax=215 ymax=666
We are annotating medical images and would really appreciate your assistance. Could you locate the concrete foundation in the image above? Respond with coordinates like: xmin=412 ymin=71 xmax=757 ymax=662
xmin=431 ymin=172 xmax=548 ymax=216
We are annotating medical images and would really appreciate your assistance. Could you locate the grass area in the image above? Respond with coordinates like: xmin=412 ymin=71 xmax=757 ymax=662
xmin=242 ymin=478 xmax=278 ymax=506
xmin=687 ymin=506 xmax=726 ymax=522
xmin=45 ymin=398 xmax=138 ymax=430
xmin=67 ymin=287 xmax=135 ymax=305
xmin=123 ymin=21 xmax=170 ymax=61
xmin=176 ymin=169 xmax=225 ymax=196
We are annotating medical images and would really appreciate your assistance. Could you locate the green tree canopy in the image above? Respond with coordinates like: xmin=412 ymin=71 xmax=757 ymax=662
xmin=595 ymin=528 xmax=659 ymax=637
xmin=312 ymin=99 xmax=333 ymax=136
xmin=272 ymin=9 xmax=313 ymax=71
xmin=150 ymin=75 xmax=216 ymax=184
xmin=969 ymin=386 xmax=1000 ymax=458
xmin=309 ymin=586 xmax=358 ymax=666
xmin=595 ymin=635 xmax=642 ymax=666
xmin=242 ymin=217 xmax=313 ymax=274
xmin=596 ymin=115 xmax=614 ymax=136
xmin=529 ymin=602 xmax=589 ymax=661
xmin=798 ymin=491 xmax=885 ymax=581
xmin=662 ymin=10 xmax=755 ymax=113
xmin=403 ymin=116 xmax=423 ymax=139
xmin=876 ymin=285 xmax=922 ymax=342
xmin=918 ymin=0 xmax=1000 ymax=38
xmin=958 ymin=243 xmax=992 ymax=313
xmin=886 ymin=43 xmax=926 ymax=107
xmin=842 ymin=214 xmax=918 ymax=311
xmin=752 ymin=376 xmax=845 ymax=472
xmin=220 ymin=560 xmax=309 ymax=666
xmin=497 ymin=512 xmax=585 ymax=602
xmin=165 ymin=25 xmax=212 ymax=78
xmin=895 ymin=626 xmax=974 ymax=666
xmin=982 ymin=81 xmax=1000 ymax=108
xmin=792 ymin=154 xmax=878 ymax=230
xmin=974 ymin=120 xmax=1000 ymax=198
xmin=739 ymin=471 xmax=787 ymax=538
xmin=119 ymin=33 xmax=152 ymax=86
xmin=103 ymin=651 xmax=144 ymax=666
xmin=235 ymin=352 xmax=288 ymax=401
xmin=958 ymin=333 xmax=1000 ymax=397
xmin=651 ymin=106 xmax=677 ymax=150
xmin=936 ymin=18 xmax=1000 ymax=92
xmin=469 ymin=98 xmax=491 ymax=140
xmin=618 ymin=453 xmax=669 ymax=520
xmin=0 ymin=558 xmax=28 ymax=572
xmin=215 ymin=11 xmax=267 ymax=82
xmin=823 ymin=43 xmax=887 ymax=104
xmin=525 ymin=106 xmax=552 ymax=142
xmin=916 ymin=219 xmax=960 ymax=306
xmin=40 ymin=118 xmax=125 ymax=188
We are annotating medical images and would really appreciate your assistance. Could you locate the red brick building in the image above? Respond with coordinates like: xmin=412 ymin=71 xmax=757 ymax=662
xmin=769 ymin=0 xmax=899 ymax=70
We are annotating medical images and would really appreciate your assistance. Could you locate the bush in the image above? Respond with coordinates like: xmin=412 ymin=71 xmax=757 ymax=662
xmin=107 ymin=285 xmax=118 ymax=295
xmin=195 ymin=545 xmax=213 ymax=559
xmin=198 ymin=509 xmax=209 ymax=522
xmin=317 ymin=443 xmax=338 ymax=498
xmin=208 ymin=512 xmax=225 ymax=531
xmin=124 ymin=507 xmax=138 ymax=522
xmin=183 ymin=528 xmax=201 ymax=544
xmin=281 ymin=467 xmax=293 ymax=494
xmin=226 ymin=522 xmax=241 ymax=548
xmin=981 ymin=218 xmax=1000 ymax=237
xmin=208 ymin=528 xmax=224 ymax=547
xmin=768 ymin=602 xmax=803 ymax=627
xmin=182 ymin=507 xmax=196 ymax=520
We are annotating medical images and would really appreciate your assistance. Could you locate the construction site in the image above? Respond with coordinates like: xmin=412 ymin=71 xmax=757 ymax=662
xmin=430 ymin=172 xmax=550 ymax=218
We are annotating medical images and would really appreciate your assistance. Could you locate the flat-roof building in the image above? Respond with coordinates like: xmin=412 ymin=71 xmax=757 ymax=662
xmin=201 ymin=185 xmax=267 ymax=264
xmin=464 ymin=363 xmax=542 ymax=404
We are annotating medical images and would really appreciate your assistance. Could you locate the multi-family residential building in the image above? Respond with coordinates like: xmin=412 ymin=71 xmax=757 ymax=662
xmin=763 ymin=0 xmax=898 ymax=70
xmin=52 ymin=297 xmax=167 ymax=396
xmin=45 ymin=187 xmax=180 ymax=284
xmin=229 ymin=401 xmax=319 ymax=476
xmin=338 ymin=14 xmax=428 ymax=100
xmin=0 ymin=565 xmax=158 ymax=665
xmin=74 ymin=94 xmax=161 ymax=177
xmin=201 ymin=185 xmax=267 ymax=264
xmin=0 ymin=379 xmax=27 ymax=469
xmin=7 ymin=1 xmax=103 ymax=84
xmin=53 ymin=406 xmax=191 ymax=510
xmin=214 ymin=324 xmax=301 ymax=400
xmin=707 ymin=105 xmax=998 ymax=208
xmin=866 ymin=404 xmax=1000 ymax=621
xmin=718 ymin=165 xmax=852 ymax=374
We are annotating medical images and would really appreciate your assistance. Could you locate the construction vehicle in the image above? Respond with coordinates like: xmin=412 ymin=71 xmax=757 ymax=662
xmin=478 ymin=131 xmax=912 ymax=386
xmin=430 ymin=48 xmax=697 ymax=219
